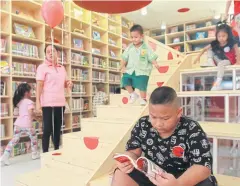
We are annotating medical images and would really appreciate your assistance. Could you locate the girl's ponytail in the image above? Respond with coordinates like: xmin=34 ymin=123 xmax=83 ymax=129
xmin=13 ymin=83 xmax=31 ymax=107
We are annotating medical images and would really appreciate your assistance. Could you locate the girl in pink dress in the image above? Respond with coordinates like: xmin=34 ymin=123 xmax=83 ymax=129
xmin=0 ymin=83 xmax=40 ymax=165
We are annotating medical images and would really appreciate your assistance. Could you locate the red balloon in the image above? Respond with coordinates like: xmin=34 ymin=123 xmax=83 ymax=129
xmin=42 ymin=0 xmax=64 ymax=28
xmin=73 ymin=1 xmax=152 ymax=14
xmin=84 ymin=137 xmax=99 ymax=150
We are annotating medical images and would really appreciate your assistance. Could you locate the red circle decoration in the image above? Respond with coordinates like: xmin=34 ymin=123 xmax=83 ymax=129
xmin=167 ymin=52 xmax=173 ymax=60
xmin=122 ymin=97 xmax=128 ymax=104
xmin=178 ymin=8 xmax=190 ymax=13
xmin=84 ymin=137 xmax=99 ymax=150
xmin=157 ymin=82 xmax=164 ymax=87
xmin=73 ymin=1 xmax=152 ymax=14
xmin=172 ymin=146 xmax=184 ymax=157
xmin=158 ymin=66 xmax=169 ymax=73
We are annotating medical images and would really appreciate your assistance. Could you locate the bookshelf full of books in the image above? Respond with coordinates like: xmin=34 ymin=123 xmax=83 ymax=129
xmin=0 ymin=0 xmax=132 ymax=156
xmin=147 ymin=17 xmax=221 ymax=54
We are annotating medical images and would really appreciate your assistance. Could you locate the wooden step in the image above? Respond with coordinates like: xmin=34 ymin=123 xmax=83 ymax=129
xmin=81 ymin=117 xmax=133 ymax=124
xmin=41 ymin=146 xmax=113 ymax=171
xmin=88 ymin=174 xmax=112 ymax=186
xmin=151 ymin=65 xmax=178 ymax=76
xmin=15 ymin=167 xmax=93 ymax=186
xmin=215 ymin=174 xmax=240 ymax=186
xmin=109 ymin=94 xmax=144 ymax=106
xmin=180 ymin=65 xmax=240 ymax=74
xmin=177 ymin=90 xmax=240 ymax=96
xmin=96 ymin=105 xmax=144 ymax=119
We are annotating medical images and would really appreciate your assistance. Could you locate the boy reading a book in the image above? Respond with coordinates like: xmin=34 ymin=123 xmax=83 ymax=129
xmin=120 ymin=24 xmax=159 ymax=106
xmin=112 ymin=86 xmax=218 ymax=186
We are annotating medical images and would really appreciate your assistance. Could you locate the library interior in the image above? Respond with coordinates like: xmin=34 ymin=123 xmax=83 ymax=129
xmin=0 ymin=0 xmax=240 ymax=186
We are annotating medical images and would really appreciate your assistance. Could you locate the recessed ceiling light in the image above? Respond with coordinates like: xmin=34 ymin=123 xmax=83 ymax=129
xmin=178 ymin=8 xmax=190 ymax=13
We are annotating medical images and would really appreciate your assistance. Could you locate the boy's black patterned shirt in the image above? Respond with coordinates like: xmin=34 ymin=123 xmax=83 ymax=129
xmin=126 ymin=116 xmax=213 ymax=177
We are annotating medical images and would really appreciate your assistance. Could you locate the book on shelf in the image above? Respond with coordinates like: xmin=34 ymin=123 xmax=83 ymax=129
xmin=92 ymin=71 xmax=106 ymax=82
xmin=73 ymin=38 xmax=84 ymax=50
xmin=109 ymin=60 xmax=120 ymax=70
xmin=92 ymin=31 xmax=101 ymax=41
xmin=92 ymin=85 xmax=97 ymax=95
xmin=12 ymin=62 xmax=36 ymax=77
xmin=92 ymin=57 xmax=107 ymax=68
xmin=71 ymin=52 xmax=89 ymax=66
xmin=109 ymin=73 xmax=120 ymax=83
xmin=57 ymin=50 xmax=67 ymax=64
xmin=72 ymin=98 xmax=84 ymax=112
xmin=0 ymin=81 xmax=6 ymax=96
xmin=113 ymin=153 xmax=165 ymax=178
xmin=110 ymin=85 xmax=120 ymax=94
xmin=72 ymin=84 xmax=86 ymax=95
xmin=12 ymin=81 xmax=36 ymax=96
xmin=109 ymin=38 xmax=116 ymax=46
xmin=0 ymin=60 xmax=10 ymax=75
xmin=12 ymin=41 xmax=39 ymax=58
xmin=92 ymin=48 xmax=101 ymax=55
xmin=0 ymin=103 xmax=9 ymax=117
xmin=1 ymin=39 xmax=7 ymax=53
xmin=13 ymin=23 xmax=36 ymax=38
xmin=0 ymin=124 xmax=5 ymax=138
xmin=72 ymin=114 xmax=80 ymax=127
xmin=71 ymin=69 xmax=89 ymax=81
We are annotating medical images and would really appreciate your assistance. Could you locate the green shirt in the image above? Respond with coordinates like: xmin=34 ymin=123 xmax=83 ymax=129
xmin=122 ymin=42 xmax=158 ymax=76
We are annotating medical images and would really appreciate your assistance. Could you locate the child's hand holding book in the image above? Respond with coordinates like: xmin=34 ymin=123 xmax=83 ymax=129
xmin=113 ymin=153 xmax=166 ymax=178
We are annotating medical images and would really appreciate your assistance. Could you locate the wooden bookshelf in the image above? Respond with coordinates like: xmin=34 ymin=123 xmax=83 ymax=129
xmin=147 ymin=17 xmax=221 ymax=53
xmin=0 ymin=0 xmax=132 ymax=153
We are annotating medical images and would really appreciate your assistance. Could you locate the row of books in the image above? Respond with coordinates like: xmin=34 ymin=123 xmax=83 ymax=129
xmin=110 ymin=85 xmax=121 ymax=94
xmin=72 ymin=98 xmax=89 ymax=112
xmin=109 ymin=73 xmax=121 ymax=83
xmin=71 ymin=69 xmax=89 ymax=81
xmin=12 ymin=62 xmax=37 ymax=77
xmin=72 ymin=84 xmax=86 ymax=95
xmin=72 ymin=114 xmax=80 ymax=128
xmin=92 ymin=71 xmax=106 ymax=82
xmin=12 ymin=81 xmax=36 ymax=96
xmin=57 ymin=50 xmax=67 ymax=64
xmin=71 ymin=52 xmax=89 ymax=66
xmin=92 ymin=57 xmax=107 ymax=68
xmin=109 ymin=60 xmax=120 ymax=70
xmin=1 ymin=39 xmax=7 ymax=53
xmin=0 ymin=103 xmax=9 ymax=117
xmin=0 ymin=124 xmax=5 ymax=138
xmin=1 ymin=81 xmax=6 ymax=96
xmin=12 ymin=41 xmax=39 ymax=58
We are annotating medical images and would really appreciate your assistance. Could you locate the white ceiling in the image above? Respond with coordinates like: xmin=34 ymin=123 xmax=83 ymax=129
xmin=122 ymin=0 xmax=233 ymax=29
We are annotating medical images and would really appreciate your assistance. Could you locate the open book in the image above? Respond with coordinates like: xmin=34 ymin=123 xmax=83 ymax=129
xmin=113 ymin=153 xmax=165 ymax=178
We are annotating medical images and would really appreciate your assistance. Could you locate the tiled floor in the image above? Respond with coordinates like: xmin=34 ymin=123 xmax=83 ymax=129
xmin=1 ymin=154 xmax=41 ymax=186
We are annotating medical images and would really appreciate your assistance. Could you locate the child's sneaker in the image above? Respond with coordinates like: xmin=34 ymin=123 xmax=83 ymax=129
xmin=140 ymin=99 xmax=147 ymax=106
xmin=129 ymin=92 xmax=139 ymax=104
xmin=32 ymin=152 xmax=40 ymax=160
xmin=200 ymin=58 xmax=215 ymax=67
xmin=0 ymin=154 xmax=10 ymax=166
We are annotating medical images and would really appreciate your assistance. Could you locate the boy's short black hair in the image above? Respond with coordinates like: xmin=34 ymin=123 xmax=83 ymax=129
xmin=96 ymin=83 xmax=105 ymax=91
xmin=130 ymin=24 xmax=144 ymax=35
xmin=150 ymin=86 xmax=178 ymax=105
